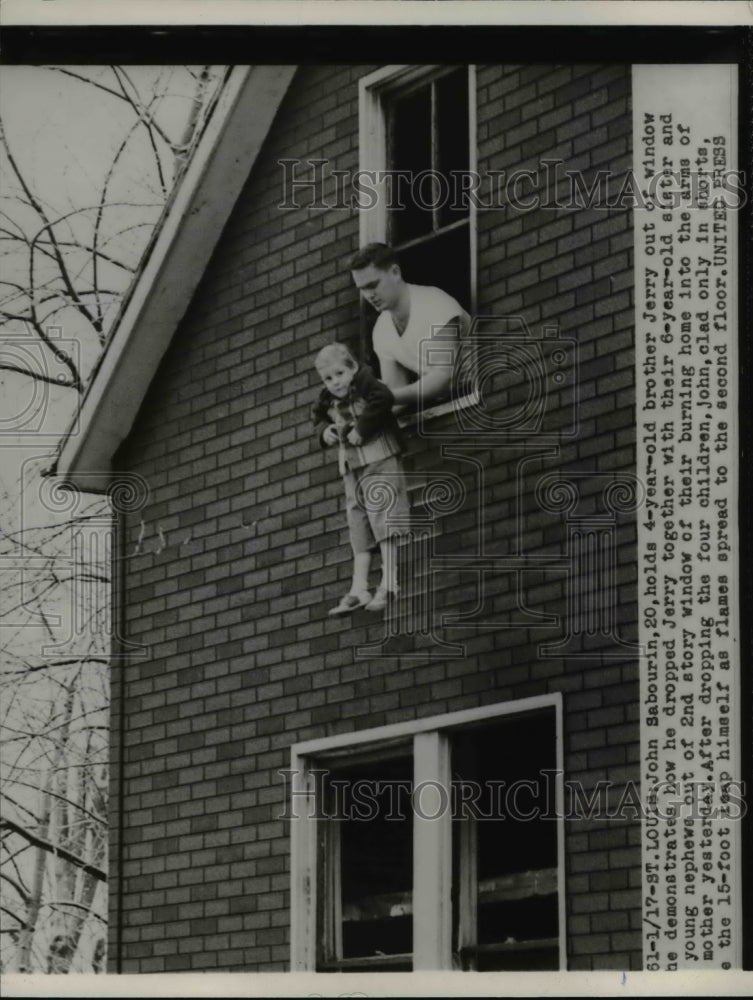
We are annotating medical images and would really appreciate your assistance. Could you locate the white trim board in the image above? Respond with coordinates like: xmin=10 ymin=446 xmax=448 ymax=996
xmin=293 ymin=692 xmax=562 ymax=759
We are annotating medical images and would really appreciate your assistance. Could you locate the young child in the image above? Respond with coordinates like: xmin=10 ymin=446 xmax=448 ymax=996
xmin=312 ymin=343 xmax=410 ymax=616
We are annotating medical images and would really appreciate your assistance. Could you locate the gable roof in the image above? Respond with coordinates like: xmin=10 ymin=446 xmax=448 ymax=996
xmin=55 ymin=64 xmax=297 ymax=492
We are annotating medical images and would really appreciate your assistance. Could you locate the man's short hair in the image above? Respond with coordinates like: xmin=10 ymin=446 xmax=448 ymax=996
xmin=349 ymin=242 xmax=399 ymax=272
xmin=315 ymin=342 xmax=358 ymax=372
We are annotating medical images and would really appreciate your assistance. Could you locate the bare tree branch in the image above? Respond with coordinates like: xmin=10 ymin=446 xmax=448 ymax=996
xmin=0 ymin=903 xmax=28 ymax=929
xmin=1 ymin=870 xmax=30 ymax=905
xmin=1 ymin=817 xmax=106 ymax=883
xmin=40 ymin=900 xmax=106 ymax=922
xmin=2 ymin=783 xmax=103 ymax=829
xmin=0 ymin=119 xmax=99 ymax=342
xmin=1 ymin=63 xmax=227 ymax=973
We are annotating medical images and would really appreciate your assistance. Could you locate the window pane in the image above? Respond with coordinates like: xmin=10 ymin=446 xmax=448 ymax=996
xmin=389 ymin=86 xmax=432 ymax=243
xmin=453 ymin=710 xmax=560 ymax=971
xmin=329 ymin=756 xmax=413 ymax=962
xmin=474 ymin=714 xmax=557 ymax=878
xmin=435 ymin=68 xmax=470 ymax=227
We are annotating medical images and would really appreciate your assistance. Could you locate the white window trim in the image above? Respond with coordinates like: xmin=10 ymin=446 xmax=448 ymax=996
xmin=357 ymin=64 xmax=479 ymax=423
xmin=397 ymin=385 xmax=481 ymax=428
xmin=290 ymin=693 xmax=566 ymax=972
xmin=413 ymin=730 xmax=452 ymax=969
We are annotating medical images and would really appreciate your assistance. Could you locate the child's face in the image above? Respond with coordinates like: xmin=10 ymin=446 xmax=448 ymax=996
xmin=318 ymin=361 xmax=356 ymax=398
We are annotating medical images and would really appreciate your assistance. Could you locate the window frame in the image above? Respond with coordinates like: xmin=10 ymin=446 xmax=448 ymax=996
xmin=357 ymin=64 xmax=479 ymax=425
xmin=358 ymin=63 xmax=478 ymax=313
xmin=289 ymin=693 xmax=566 ymax=972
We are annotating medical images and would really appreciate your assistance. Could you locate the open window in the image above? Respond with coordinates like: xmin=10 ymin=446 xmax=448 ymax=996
xmin=290 ymin=695 xmax=565 ymax=972
xmin=357 ymin=65 xmax=477 ymax=399
xmin=319 ymin=751 xmax=414 ymax=971
xmin=452 ymin=714 xmax=560 ymax=971
xmin=384 ymin=66 xmax=472 ymax=308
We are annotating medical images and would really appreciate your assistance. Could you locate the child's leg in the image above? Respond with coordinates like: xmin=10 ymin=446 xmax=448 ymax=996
xmin=329 ymin=550 xmax=372 ymax=615
xmin=351 ymin=550 xmax=372 ymax=594
xmin=344 ymin=469 xmax=373 ymax=595
xmin=328 ymin=472 xmax=374 ymax=616
xmin=378 ymin=536 xmax=398 ymax=593
xmin=361 ymin=455 xmax=408 ymax=604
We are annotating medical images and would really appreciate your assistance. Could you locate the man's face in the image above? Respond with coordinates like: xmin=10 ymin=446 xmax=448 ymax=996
xmin=318 ymin=361 xmax=356 ymax=398
xmin=351 ymin=263 xmax=402 ymax=312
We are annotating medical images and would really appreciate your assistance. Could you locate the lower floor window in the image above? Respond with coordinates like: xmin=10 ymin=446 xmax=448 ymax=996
xmin=290 ymin=695 xmax=564 ymax=971
xmin=324 ymin=754 xmax=414 ymax=969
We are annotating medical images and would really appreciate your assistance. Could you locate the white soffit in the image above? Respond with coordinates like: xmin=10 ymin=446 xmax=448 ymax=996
xmin=56 ymin=64 xmax=297 ymax=492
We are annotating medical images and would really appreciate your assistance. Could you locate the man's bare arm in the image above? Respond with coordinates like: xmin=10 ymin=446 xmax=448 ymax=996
xmin=378 ymin=355 xmax=412 ymax=390
xmin=389 ymin=321 xmax=459 ymax=410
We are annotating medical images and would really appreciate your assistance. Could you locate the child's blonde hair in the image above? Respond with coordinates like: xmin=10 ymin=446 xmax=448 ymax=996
xmin=315 ymin=342 xmax=358 ymax=372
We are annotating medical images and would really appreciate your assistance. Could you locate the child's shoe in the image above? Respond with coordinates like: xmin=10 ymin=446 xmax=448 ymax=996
xmin=365 ymin=586 xmax=396 ymax=612
xmin=328 ymin=590 xmax=371 ymax=617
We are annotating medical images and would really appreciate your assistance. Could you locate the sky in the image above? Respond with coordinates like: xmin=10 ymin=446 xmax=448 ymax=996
xmin=0 ymin=65 xmax=226 ymax=503
xmin=0 ymin=62 xmax=227 ymax=973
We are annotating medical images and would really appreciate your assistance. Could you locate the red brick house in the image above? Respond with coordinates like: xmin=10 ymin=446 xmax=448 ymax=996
xmin=57 ymin=61 xmax=642 ymax=973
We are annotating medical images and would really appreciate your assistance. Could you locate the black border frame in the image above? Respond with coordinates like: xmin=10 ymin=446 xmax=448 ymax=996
xmin=2 ymin=21 xmax=750 ymax=973
xmin=0 ymin=24 xmax=747 ymax=65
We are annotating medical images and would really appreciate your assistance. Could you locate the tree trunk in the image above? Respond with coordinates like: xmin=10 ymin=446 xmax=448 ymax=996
xmin=14 ymin=777 xmax=52 ymax=973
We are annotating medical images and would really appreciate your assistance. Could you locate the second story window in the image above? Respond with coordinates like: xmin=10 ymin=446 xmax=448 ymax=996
xmin=359 ymin=65 xmax=476 ymax=316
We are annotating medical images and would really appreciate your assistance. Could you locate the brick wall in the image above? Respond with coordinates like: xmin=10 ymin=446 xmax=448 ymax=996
xmin=111 ymin=63 xmax=639 ymax=972
xmin=474 ymin=63 xmax=640 ymax=970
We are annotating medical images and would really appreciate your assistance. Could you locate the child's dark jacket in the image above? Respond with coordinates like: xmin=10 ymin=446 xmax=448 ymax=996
xmin=312 ymin=364 xmax=402 ymax=475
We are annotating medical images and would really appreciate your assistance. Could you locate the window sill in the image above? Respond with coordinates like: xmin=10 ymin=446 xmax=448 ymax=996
xmin=461 ymin=937 xmax=560 ymax=955
xmin=397 ymin=388 xmax=479 ymax=430
xmin=319 ymin=953 xmax=412 ymax=971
